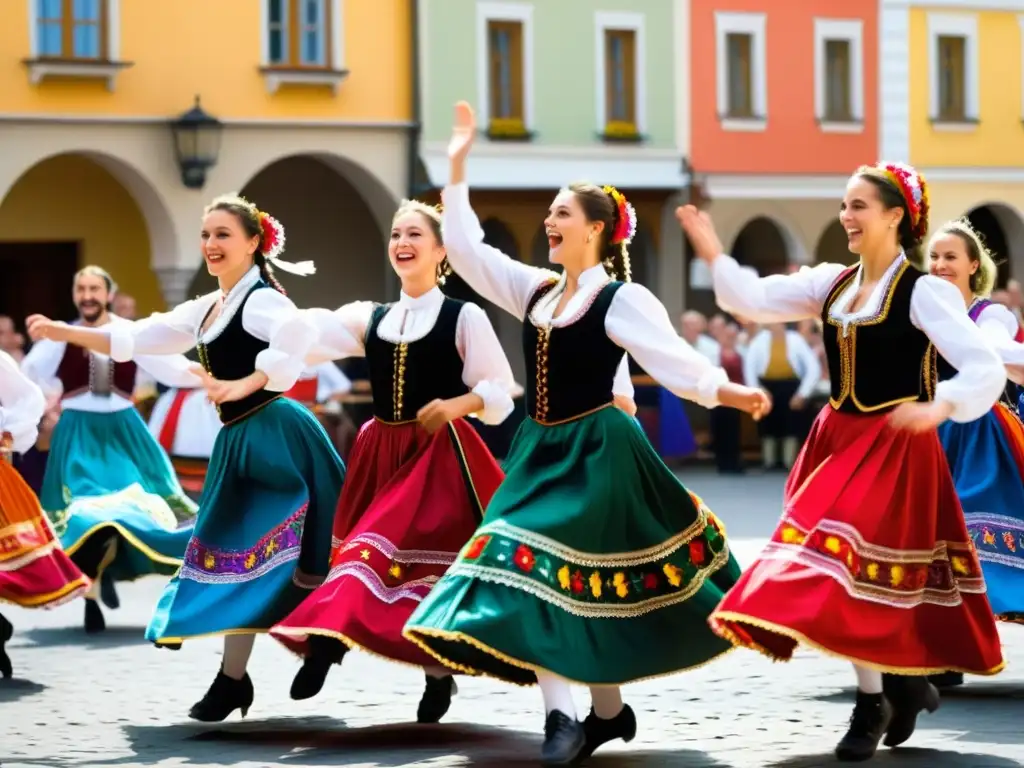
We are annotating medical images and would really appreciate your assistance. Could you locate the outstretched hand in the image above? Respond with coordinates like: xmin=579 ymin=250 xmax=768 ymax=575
xmin=25 ymin=314 xmax=67 ymax=343
xmin=675 ymin=205 xmax=724 ymax=265
xmin=448 ymin=101 xmax=477 ymax=163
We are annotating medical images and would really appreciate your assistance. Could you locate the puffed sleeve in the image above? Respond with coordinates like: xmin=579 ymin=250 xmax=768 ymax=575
xmin=239 ymin=289 xmax=319 ymax=392
xmin=711 ymin=255 xmax=848 ymax=323
xmin=0 ymin=350 xmax=46 ymax=453
xmin=909 ymin=276 xmax=1006 ymax=423
xmin=976 ymin=303 xmax=1024 ymax=366
xmin=303 ymin=301 xmax=375 ymax=364
xmin=455 ymin=303 xmax=516 ymax=425
xmin=442 ymin=182 xmax=559 ymax=321
xmin=102 ymin=317 xmax=202 ymax=389
xmin=108 ymin=296 xmax=211 ymax=361
xmin=605 ymin=283 xmax=729 ymax=408
xmin=20 ymin=338 xmax=65 ymax=396
xmin=612 ymin=355 xmax=634 ymax=398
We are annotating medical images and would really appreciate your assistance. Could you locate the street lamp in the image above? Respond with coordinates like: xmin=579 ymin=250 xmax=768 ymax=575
xmin=170 ymin=96 xmax=223 ymax=190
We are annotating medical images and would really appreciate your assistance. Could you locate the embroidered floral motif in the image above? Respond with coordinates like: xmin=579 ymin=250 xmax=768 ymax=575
xmin=966 ymin=516 xmax=1024 ymax=570
xmin=182 ymin=505 xmax=306 ymax=583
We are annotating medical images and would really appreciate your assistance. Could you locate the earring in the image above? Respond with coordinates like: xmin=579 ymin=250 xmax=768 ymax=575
xmin=587 ymin=234 xmax=593 ymax=243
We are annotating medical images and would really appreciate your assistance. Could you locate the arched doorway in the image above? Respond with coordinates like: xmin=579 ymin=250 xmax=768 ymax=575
xmin=965 ymin=204 xmax=1024 ymax=289
xmin=0 ymin=152 xmax=173 ymax=326
xmin=814 ymin=219 xmax=856 ymax=266
xmin=731 ymin=216 xmax=794 ymax=275
xmin=187 ymin=154 xmax=391 ymax=308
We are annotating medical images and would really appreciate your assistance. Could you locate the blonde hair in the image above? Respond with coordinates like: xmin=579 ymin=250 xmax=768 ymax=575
xmin=391 ymin=199 xmax=451 ymax=284
xmin=928 ymin=218 xmax=998 ymax=298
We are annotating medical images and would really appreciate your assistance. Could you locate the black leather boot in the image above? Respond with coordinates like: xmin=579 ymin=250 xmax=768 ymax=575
xmin=99 ymin=572 xmax=120 ymax=609
xmin=0 ymin=613 xmax=13 ymax=679
xmin=928 ymin=671 xmax=963 ymax=689
xmin=835 ymin=691 xmax=892 ymax=761
xmin=289 ymin=634 xmax=347 ymax=700
xmin=417 ymin=674 xmax=458 ymax=723
xmin=540 ymin=710 xmax=586 ymax=766
xmin=579 ymin=704 xmax=637 ymax=758
xmin=84 ymin=598 xmax=105 ymax=633
xmin=882 ymin=674 xmax=940 ymax=747
xmin=189 ymin=668 xmax=255 ymax=722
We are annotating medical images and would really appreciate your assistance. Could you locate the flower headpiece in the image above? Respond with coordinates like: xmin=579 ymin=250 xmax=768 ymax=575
xmin=602 ymin=185 xmax=637 ymax=246
xmin=255 ymin=209 xmax=316 ymax=276
xmin=876 ymin=162 xmax=930 ymax=243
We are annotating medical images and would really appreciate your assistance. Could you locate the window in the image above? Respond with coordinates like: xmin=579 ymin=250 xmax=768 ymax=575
xmin=714 ymin=12 xmax=767 ymax=131
xmin=927 ymin=13 xmax=978 ymax=126
xmin=476 ymin=3 xmax=534 ymax=139
xmin=595 ymin=12 xmax=645 ymax=140
xmin=487 ymin=20 xmax=526 ymax=134
xmin=267 ymin=0 xmax=330 ymax=68
xmin=937 ymin=35 xmax=966 ymax=121
xmin=35 ymin=0 xmax=107 ymax=60
xmin=813 ymin=19 xmax=864 ymax=131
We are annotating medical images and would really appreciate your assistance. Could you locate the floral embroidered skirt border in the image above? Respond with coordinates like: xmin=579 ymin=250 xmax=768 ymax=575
xmin=941 ymin=403 xmax=1024 ymax=624
xmin=0 ymin=459 xmax=89 ymax=607
xmin=709 ymin=406 xmax=1005 ymax=676
xmin=41 ymin=408 xmax=197 ymax=582
xmin=272 ymin=417 xmax=504 ymax=666
xmin=403 ymin=406 xmax=741 ymax=686
xmin=145 ymin=398 xmax=345 ymax=645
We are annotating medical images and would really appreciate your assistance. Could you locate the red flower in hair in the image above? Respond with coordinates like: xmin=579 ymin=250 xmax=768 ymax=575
xmin=257 ymin=211 xmax=286 ymax=261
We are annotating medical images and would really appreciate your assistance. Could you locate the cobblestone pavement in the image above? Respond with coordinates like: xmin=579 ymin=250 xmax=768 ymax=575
xmin=2 ymin=469 xmax=1022 ymax=768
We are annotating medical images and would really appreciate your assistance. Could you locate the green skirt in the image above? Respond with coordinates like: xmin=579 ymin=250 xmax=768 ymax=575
xmin=403 ymin=406 xmax=740 ymax=685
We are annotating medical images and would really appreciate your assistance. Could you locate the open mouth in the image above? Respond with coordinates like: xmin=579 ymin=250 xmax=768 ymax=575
xmin=846 ymin=229 xmax=862 ymax=239
xmin=547 ymin=232 xmax=563 ymax=249
xmin=395 ymin=251 xmax=416 ymax=263
xmin=206 ymin=253 xmax=225 ymax=264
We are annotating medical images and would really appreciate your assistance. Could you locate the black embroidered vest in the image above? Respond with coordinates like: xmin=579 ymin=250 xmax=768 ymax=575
xmin=823 ymin=261 xmax=935 ymax=414
xmin=523 ymin=280 xmax=625 ymax=423
xmin=365 ymin=297 xmax=468 ymax=422
xmin=196 ymin=282 xmax=281 ymax=425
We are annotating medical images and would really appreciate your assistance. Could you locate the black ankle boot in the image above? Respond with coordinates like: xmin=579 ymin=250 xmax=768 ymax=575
xmin=540 ymin=710 xmax=586 ymax=766
xmin=84 ymin=598 xmax=105 ymax=633
xmin=928 ymin=671 xmax=963 ymax=689
xmin=579 ymin=704 xmax=637 ymax=758
xmin=835 ymin=691 xmax=892 ymax=761
xmin=882 ymin=675 xmax=940 ymax=747
xmin=99 ymin=572 xmax=120 ymax=609
xmin=289 ymin=635 xmax=347 ymax=700
xmin=189 ymin=669 xmax=255 ymax=722
xmin=0 ymin=614 xmax=13 ymax=679
xmin=417 ymin=674 xmax=458 ymax=724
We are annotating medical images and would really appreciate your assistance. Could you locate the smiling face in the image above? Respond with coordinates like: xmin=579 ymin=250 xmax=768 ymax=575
xmin=839 ymin=175 xmax=903 ymax=256
xmin=201 ymin=208 xmax=260 ymax=279
xmin=928 ymin=232 xmax=976 ymax=294
xmin=544 ymin=188 xmax=605 ymax=269
xmin=73 ymin=272 xmax=110 ymax=323
xmin=388 ymin=208 xmax=446 ymax=285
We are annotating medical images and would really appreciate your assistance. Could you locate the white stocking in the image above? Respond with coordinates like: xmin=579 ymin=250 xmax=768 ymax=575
xmin=222 ymin=634 xmax=256 ymax=680
xmin=854 ymin=664 xmax=883 ymax=694
xmin=537 ymin=670 xmax=576 ymax=717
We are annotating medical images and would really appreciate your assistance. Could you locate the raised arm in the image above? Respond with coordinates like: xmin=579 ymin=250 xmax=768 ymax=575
xmin=0 ymin=349 xmax=46 ymax=453
xmin=910 ymin=277 xmax=1005 ymax=424
xmin=303 ymin=301 xmax=375 ymax=365
xmin=455 ymin=303 xmax=516 ymax=425
xmin=605 ymin=283 xmax=770 ymax=417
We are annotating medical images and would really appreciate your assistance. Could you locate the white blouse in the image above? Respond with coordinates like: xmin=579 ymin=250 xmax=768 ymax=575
xmin=441 ymin=183 xmax=727 ymax=407
xmin=0 ymin=349 xmax=46 ymax=453
xmin=974 ymin=302 xmax=1024 ymax=368
xmin=107 ymin=266 xmax=315 ymax=393
xmin=21 ymin=315 xmax=203 ymax=414
xmin=743 ymin=329 xmax=822 ymax=398
xmin=711 ymin=254 xmax=1005 ymax=423
xmin=304 ymin=285 xmax=516 ymax=425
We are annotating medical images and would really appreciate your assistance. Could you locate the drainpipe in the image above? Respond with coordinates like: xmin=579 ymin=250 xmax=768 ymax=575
xmin=407 ymin=0 xmax=422 ymax=199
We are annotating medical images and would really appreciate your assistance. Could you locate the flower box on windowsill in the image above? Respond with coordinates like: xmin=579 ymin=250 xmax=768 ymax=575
xmin=486 ymin=118 xmax=534 ymax=142
xmin=259 ymin=66 xmax=350 ymax=95
xmin=22 ymin=58 xmax=133 ymax=91
xmin=600 ymin=122 xmax=643 ymax=143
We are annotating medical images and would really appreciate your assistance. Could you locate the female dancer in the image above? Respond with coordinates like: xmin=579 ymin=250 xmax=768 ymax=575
xmin=271 ymin=199 xmax=514 ymax=723
xmin=0 ymin=349 xmax=90 ymax=678
xmin=677 ymin=163 xmax=1006 ymax=761
xmin=403 ymin=102 xmax=770 ymax=766
xmin=25 ymin=194 xmax=344 ymax=721
xmin=926 ymin=218 xmax=1024 ymax=688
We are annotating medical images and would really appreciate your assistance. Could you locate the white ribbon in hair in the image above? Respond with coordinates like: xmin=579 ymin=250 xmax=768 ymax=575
xmin=266 ymin=255 xmax=317 ymax=276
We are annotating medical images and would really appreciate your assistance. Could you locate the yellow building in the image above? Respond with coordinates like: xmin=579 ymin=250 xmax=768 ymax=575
xmin=883 ymin=0 xmax=1024 ymax=283
xmin=0 ymin=0 xmax=414 ymax=323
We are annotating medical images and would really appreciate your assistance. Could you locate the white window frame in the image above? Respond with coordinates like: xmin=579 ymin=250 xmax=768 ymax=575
xmin=1019 ymin=15 xmax=1024 ymax=121
xmin=25 ymin=0 xmax=125 ymax=90
xmin=714 ymin=11 xmax=767 ymax=132
xmin=260 ymin=0 xmax=348 ymax=94
xmin=594 ymin=11 xmax=647 ymax=136
xmin=476 ymin=2 xmax=535 ymax=136
xmin=813 ymin=18 xmax=864 ymax=133
xmin=927 ymin=12 xmax=979 ymax=130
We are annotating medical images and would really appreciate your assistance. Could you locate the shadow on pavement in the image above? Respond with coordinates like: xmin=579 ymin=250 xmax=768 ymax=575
xmin=766 ymin=747 xmax=1023 ymax=767
xmin=0 ymin=677 xmax=46 ymax=703
xmin=18 ymin=625 xmax=149 ymax=649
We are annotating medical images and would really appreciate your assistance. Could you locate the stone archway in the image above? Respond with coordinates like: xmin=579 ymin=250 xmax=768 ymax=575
xmin=814 ymin=219 xmax=856 ymax=266
xmin=731 ymin=216 xmax=797 ymax=275
xmin=965 ymin=203 xmax=1024 ymax=289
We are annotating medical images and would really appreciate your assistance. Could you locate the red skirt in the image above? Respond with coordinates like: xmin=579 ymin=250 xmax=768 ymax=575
xmin=272 ymin=417 xmax=504 ymax=666
xmin=0 ymin=460 xmax=90 ymax=607
xmin=709 ymin=406 xmax=1004 ymax=676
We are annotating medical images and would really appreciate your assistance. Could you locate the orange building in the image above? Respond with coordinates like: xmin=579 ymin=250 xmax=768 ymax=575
xmin=688 ymin=0 xmax=878 ymax=308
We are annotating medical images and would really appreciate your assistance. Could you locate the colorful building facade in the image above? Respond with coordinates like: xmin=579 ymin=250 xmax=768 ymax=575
xmin=0 ymin=0 xmax=414 ymax=324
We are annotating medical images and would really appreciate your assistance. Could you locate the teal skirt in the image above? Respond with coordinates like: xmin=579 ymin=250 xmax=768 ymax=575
xmin=404 ymin=405 xmax=740 ymax=685
xmin=145 ymin=398 xmax=345 ymax=645
xmin=42 ymin=408 xmax=197 ymax=581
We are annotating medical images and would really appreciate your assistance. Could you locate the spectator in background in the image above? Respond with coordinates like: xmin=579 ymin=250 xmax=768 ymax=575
xmin=0 ymin=316 xmax=25 ymax=363
xmin=1007 ymin=279 xmax=1023 ymax=324
xmin=707 ymin=313 xmax=728 ymax=344
xmin=112 ymin=293 xmax=136 ymax=320
xmin=679 ymin=310 xmax=719 ymax=359
xmin=709 ymin=323 xmax=745 ymax=474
